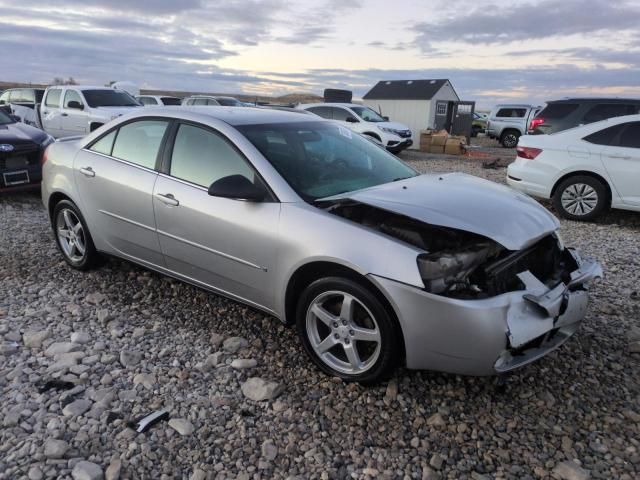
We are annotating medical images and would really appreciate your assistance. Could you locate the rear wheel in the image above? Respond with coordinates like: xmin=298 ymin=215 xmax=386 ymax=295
xmin=296 ymin=277 xmax=400 ymax=384
xmin=500 ymin=130 xmax=520 ymax=148
xmin=552 ymin=175 xmax=607 ymax=221
xmin=52 ymin=200 xmax=101 ymax=270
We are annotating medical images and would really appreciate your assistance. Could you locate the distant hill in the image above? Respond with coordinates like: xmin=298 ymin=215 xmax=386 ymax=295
xmin=0 ymin=80 xmax=322 ymax=105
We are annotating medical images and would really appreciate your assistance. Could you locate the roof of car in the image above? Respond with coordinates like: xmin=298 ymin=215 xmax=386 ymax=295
xmin=300 ymin=103 xmax=362 ymax=109
xmin=140 ymin=106 xmax=320 ymax=126
xmin=547 ymin=97 xmax=640 ymax=103
xmin=492 ymin=104 xmax=537 ymax=108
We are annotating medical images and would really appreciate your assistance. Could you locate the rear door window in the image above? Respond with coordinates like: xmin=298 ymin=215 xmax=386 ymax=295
xmin=193 ymin=98 xmax=208 ymax=106
xmin=583 ymin=104 xmax=636 ymax=123
xmin=583 ymin=124 xmax=625 ymax=146
xmin=138 ymin=97 xmax=157 ymax=106
xmin=539 ymin=103 xmax=579 ymax=119
xmin=331 ymin=107 xmax=352 ymax=121
xmin=111 ymin=120 xmax=169 ymax=169
xmin=45 ymin=89 xmax=62 ymax=108
xmin=307 ymin=106 xmax=332 ymax=119
xmin=496 ymin=108 xmax=526 ymax=118
xmin=617 ymin=122 xmax=640 ymax=149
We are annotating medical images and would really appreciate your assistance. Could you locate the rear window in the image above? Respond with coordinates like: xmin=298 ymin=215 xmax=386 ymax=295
xmin=538 ymin=103 xmax=579 ymax=119
xmin=583 ymin=103 xmax=638 ymax=123
xmin=496 ymin=108 xmax=526 ymax=118
xmin=161 ymin=97 xmax=182 ymax=106
xmin=82 ymin=89 xmax=139 ymax=108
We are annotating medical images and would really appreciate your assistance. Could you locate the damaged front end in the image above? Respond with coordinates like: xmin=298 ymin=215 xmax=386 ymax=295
xmin=326 ymin=200 xmax=603 ymax=374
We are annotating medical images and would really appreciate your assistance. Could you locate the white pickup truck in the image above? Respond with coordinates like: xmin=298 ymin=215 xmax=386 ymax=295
xmin=38 ymin=86 xmax=142 ymax=138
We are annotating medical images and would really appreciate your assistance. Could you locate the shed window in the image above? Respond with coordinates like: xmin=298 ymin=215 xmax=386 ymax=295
xmin=436 ymin=103 xmax=447 ymax=115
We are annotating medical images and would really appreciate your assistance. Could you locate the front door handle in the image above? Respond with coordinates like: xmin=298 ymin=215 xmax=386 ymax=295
xmin=607 ymin=154 xmax=631 ymax=160
xmin=79 ymin=167 xmax=95 ymax=177
xmin=155 ymin=193 xmax=179 ymax=206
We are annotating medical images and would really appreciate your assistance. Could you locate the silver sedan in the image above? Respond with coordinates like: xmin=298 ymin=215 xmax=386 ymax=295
xmin=41 ymin=107 xmax=602 ymax=383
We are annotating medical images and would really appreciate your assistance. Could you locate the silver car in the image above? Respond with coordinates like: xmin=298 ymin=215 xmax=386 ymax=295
xmin=41 ymin=107 xmax=602 ymax=383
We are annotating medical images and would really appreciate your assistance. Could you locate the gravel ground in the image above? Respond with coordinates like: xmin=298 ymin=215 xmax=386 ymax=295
xmin=1 ymin=146 xmax=639 ymax=480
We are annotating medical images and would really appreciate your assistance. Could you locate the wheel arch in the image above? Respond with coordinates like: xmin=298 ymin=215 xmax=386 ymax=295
xmin=48 ymin=191 xmax=75 ymax=223
xmin=551 ymin=170 xmax=612 ymax=206
xmin=362 ymin=131 xmax=382 ymax=141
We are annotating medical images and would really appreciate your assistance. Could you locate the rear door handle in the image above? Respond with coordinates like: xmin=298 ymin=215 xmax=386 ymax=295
xmin=607 ymin=154 xmax=631 ymax=159
xmin=79 ymin=167 xmax=95 ymax=177
xmin=155 ymin=193 xmax=179 ymax=206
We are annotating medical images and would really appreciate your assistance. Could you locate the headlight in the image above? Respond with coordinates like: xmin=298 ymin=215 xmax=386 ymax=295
xmin=379 ymin=127 xmax=399 ymax=134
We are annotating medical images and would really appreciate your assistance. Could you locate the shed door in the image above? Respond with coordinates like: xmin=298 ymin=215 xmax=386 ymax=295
xmin=450 ymin=102 xmax=476 ymax=140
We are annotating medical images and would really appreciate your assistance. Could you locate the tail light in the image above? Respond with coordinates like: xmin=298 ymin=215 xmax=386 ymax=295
xmin=529 ymin=117 xmax=544 ymax=132
xmin=516 ymin=146 xmax=542 ymax=160
xmin=41 ymin=145 xmax=51 ymax=165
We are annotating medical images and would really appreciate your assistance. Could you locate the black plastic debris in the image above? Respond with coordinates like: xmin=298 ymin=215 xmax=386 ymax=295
xmin=128 ymin=409 xmax=169 ymax=433
xmin=38 ymin=379 xmax=75 ymax=393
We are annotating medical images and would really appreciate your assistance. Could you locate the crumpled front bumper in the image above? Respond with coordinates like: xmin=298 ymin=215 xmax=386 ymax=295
xmin=369 ymin=249 xmax=603 ymax=376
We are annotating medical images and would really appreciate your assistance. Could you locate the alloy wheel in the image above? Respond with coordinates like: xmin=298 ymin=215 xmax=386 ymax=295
xmin=305 ymin=290 xmax=381 ymax=375
xmin=561 ymin=183 xmax=598 ymax=216
xmin=503 ymin=133 xmax=518 ymax=148
xmin=56 ymin=208 xmax=87 ymax=262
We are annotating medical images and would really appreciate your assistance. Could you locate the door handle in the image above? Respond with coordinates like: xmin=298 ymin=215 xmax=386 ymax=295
xmin=607 ymin=154 xmax=631 ymax=160
xmin=79 ymin=167 xmax=95 ymax=177
xmin=61 ymin=113 xmax=68 ymax=117
xmin=155 ymin=193 xmax=179 ymax=206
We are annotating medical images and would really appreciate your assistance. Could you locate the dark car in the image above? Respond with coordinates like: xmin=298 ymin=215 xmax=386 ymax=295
xmin=529 ymin=98 xmax=640 ymax=135
xmin=0 ymin=109 xmax=54 ymax=192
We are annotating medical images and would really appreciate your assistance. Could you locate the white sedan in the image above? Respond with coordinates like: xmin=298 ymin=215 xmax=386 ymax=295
xmin=507 ymin=114 xmax=640 ymax=220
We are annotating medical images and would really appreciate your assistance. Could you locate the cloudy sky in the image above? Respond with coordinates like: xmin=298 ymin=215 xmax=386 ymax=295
xmin=2 ymin=0 xmax=639 ymax=108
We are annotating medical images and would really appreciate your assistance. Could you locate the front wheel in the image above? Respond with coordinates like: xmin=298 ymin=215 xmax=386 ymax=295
xmin=52 ymin=200 xmax=101 ymax=270
xmin=296 ymin=277 xmax=401 ymax=384
xmin=552 ymin=175 xmax=607 ymax=221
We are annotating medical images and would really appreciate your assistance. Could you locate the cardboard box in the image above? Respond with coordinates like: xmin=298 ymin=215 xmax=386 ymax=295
xmin=429 ymin=144 xmax=445 ymax=154
xmin=430 ymin=133 xmax=448 ymax=147
xmin=444 ymin=138 xmax=463 ymax=155
xmin=419 ymin=133 xmax=433 ymax=151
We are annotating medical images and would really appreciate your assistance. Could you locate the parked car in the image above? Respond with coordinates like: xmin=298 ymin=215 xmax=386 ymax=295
xmin=0 ymin=108 xmax=54 ymax=191
xmin=136 ymin=95 xmax=182 ymax=106
xmin=181 ymin=96 xmax=221 ymax=106
xmin=42 ymin=107 xmax=601 ymax=382
xmin=0 ymin=88 xmax=46 ymax=127
xmin=471 ymin=112 xmax=487 ymax=137
xmin=487 ymin=104 xmax=541 ymax=148
xmin=211 ymin=96 xmax=244 ymax=107
xmin=298 ymin=103 xmax=413 ymax=153
xmin=528 ymin=98 xmax=640 ymax=135
xmin=39 ymin=86 xmax=142 ymax=138
xmin=508 ymin=114 xmax=640 ymax=220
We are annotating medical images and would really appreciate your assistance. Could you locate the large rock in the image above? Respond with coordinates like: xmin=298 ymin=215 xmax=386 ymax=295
xmin=45 ymin=342 xmax=81 ymax=357
xmin=72 ymin=460 xmax=104 ymax=480
xmin=168 ymin=418 xmax=195 ymax=435
xmin=71 ymin=331 xmax=91 ymax=344
xmin=133 ymin=373 xmax=156 ymax=390
xmin=261 ymin=440 xmax=278 ymax=460
xmin=241 ymin=377 xmax=283 ymax=401
xmin=426 ymin=413 xmax=446 ymax=428
xmin=63 ymin=399 xmax=92 ymax=417
xmin=552 ymin=461 xmax=590 ymax=480
xmin=44 ymin=438 xmax=69 ymax=459
xmin=105 ymin=458 xmax=121 ymax=480
xmin=120 ymin=350 xmax=142 ymax=367
xmin=23 ymin=330 xmax=50 ymax=348
xmin=223 ymin=337 xmax=248 ymax=354
xmin=231 ymin=358 xmax=257 ymax=369
xmin=85 ymin=292 xmax=106 ymax=305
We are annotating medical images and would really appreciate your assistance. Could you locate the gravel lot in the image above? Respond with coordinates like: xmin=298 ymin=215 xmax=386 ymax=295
xmin=1 ymin=143 xmax=639 ymax=480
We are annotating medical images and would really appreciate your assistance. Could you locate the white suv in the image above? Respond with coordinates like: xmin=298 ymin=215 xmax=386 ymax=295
xmin=39 ymin=86 xmax=141 ymax=138
xmin=298 ymin=103 xmax=413 ymax=153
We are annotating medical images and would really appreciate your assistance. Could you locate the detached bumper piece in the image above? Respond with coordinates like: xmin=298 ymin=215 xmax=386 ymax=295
xmin=494 ymin=251 xmax=602 ymax=373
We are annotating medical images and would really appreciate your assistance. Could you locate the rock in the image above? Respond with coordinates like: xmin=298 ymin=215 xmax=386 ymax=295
xmin=131 ymin=327 xmax=145 ymax=338
xmin=426 ymin=413 xmax=446 ymax=428
xmin=120 ymin=350 xmax=142 ymax=367
xmin=105 ymin=458 xmax=121 ymax=480
xmin=28 ymin=466 xmax=44 ymax=480
xmin=96 ymin=309 xmax=111 ymax=325
xmin=63 ymin=399 xmax=92 ymax=417
xmin=47 ymin=354 xmax=80 ymax=372
xmin=45 ymin=342 xmax=81 ymax=357
xmin=168 ymin=418 xmax=195 ymax=435
xmin=85 ymin=292 xmax=106 ymax=304
xmin=231 ymin=358 xmax=257 ymax=369
xmin=430 ymin=453 xmax=444 ymax=470
xmin=23 ymin=329 xmax=50 ymax=348
xmin=210 ymin=333 xmax=224 ymax=347
xmin=190 ymin=469 xmax=206 ymax=480
xmin=44 ymin=438 xmax=69 ymax=459
xmin=223 ymin=336 xmax=248 ymax=353
xmin=410 ymin=436 xmax=420 ymax=448
xmin=552 ymin=461 xmax=590 ymax=480
xmin=241 ymin=377 xmax=284 ymax=401
xmin=384 ymin=378 xmax=398 ymax=403
xmin=133 ymin=373 xmax=156 ymax=390
xmin=261 ymin=440 xmax=278 ymax=460
xmin=71 ymin=331 xmax=91 ymax=344
xmin=72 ymin=460 xmax=104 ymax=480
xmin=200 ymin=352 xmax=226 ymax=371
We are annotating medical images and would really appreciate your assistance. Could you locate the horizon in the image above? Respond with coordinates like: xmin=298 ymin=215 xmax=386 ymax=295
xmin=2 ymin=0 xmax=639 ymax=110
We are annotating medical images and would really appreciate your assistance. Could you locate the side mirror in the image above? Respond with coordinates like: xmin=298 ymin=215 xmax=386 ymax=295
xmin=346 ymin=116 xmax=358 ymax=123
xmin=208 ymin=174 xmax=266 ymax=202
xmin=383 ymin=116 xmax=389 ymax=121
xmin=67 ymin=101 xmax=84 ymax=110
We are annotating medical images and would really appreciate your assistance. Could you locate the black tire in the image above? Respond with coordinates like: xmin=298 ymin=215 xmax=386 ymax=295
xmin=52 ymin=199 xmax=101 ymax=270
xmin=552 ymin=175 xmax=608 ymax=221
xmin=296 ymin=276 xmax=401 ymax=384
xmin=500 ymin=130 xmax=520 ymax=148
xmin=471 ymin=125 xmax=481 ymax=138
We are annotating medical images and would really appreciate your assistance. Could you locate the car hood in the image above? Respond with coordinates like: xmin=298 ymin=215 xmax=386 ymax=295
xmin=326 ymin=173 xmax=560 ymax=250
xmin=0 ymin=122 xmax=47 ymax=145
xmin=378 ymin=121 xmax=410 ymax=131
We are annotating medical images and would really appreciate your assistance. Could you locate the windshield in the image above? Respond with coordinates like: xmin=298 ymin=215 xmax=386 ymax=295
xmin=0 ymin=109 xmax=14 ymax=125
xmin=237 ymin=121 xmax=418 ymax=201
xmin=350 ymin=106 xmax=386 ymax=122
xmin=216 ymin=97 xmax=243 ymax=106
xmin=82 ymin=89 xmax=140 ymax=108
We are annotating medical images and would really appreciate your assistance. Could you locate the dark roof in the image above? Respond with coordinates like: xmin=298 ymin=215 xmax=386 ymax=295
xmin=363 ymin=79 xmax=451 ymax=100
xmin=548 ymin=97 xmax=640 ymax=103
